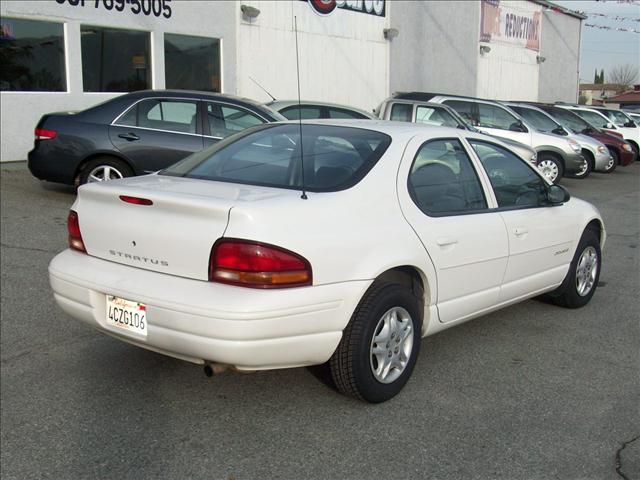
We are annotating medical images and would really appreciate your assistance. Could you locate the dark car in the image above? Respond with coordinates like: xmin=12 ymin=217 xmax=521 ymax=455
xmin=528 ymin=103 xmax=635 ymax=167
xmin=28 ymin=90 xmax=286 ymax=185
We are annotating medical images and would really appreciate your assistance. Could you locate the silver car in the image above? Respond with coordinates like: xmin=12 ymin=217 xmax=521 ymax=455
xmin=266 ymin=100 xmax=374 ymax=120
xmin=375 ymin=98 xmax=539 ymax=168
xmin=506 ymin=103 xmax=615 ymax=174
xmin=388 ymin=93 xmax=587 ymax=184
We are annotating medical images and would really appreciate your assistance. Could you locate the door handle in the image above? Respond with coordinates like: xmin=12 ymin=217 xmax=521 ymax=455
xmin=514 ymin=227 xmax=529 ymax=237
xmin=436 ymin=237 xmax=458 ymax=247
xmin=118 ymin=133 xmax=140 ymax=141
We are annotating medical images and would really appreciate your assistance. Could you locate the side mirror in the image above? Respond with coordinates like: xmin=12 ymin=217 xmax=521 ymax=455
xmin=605 ymin=123 xmax=615 ymax=129
xmin=625 ymin=121 xmax=636 ymax=128
xmin=552 ymin=126 xmax=567 ymax=136
xmin=548 ymin=184 xmax=570 ymax=205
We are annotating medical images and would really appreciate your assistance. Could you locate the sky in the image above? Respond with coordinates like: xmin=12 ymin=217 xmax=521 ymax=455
xmin=554 ymin=0 xmax=640 ymax=84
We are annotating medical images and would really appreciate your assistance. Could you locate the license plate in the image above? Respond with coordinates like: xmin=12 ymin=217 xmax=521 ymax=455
xmin=106 ymin=295 xmax=147 ymax=336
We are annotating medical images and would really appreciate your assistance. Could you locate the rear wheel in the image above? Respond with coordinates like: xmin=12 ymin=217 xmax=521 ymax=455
xmin=537 ymin=154 xmax=563 ymax=184
xmin=329 ymin=282 xmax=422 ymax=403
xmin=79 ymin=157 xmax=133 ymax=185
xmin=550 ymin=229 xmax=601 ymax=309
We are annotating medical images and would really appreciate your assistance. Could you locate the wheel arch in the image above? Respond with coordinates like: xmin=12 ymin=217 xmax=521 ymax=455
xmin=74 ymin=152 xmax=136 ymax=184
xmin=535 ymin=147 xmax=565 ymax=166
xmin=581 ymin=148 xmax=595 ymax=169
xmin=584 ymin=217 xmax=606 ymax=249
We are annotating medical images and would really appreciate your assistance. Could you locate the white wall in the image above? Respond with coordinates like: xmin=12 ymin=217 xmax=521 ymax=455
xmin=0 ymin=0 xmax=237 ymax=162
xmin=476 ymin=1 xmax=542 ymax=101
xmin=235 ymin=0 xmax=389 ymax=112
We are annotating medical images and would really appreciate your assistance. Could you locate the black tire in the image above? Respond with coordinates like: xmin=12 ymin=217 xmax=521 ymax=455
xmin=537 ymin=153 xmax=564 ymax=184
xmin=570 ymin=155 xmax=592 ymax=179
xmin=78 ymin=157 xmax=133 ymax=185
xmin=329 ymin=282 xmax=422 ymax=403
xmin=549 ymin=229 xmax=601 ymax=309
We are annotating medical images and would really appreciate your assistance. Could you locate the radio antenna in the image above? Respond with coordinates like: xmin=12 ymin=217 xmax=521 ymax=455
xmin=294 ymin=16 xmax=307 ymax=200
xmin=249 ymin=76 xmax=276 ymax=102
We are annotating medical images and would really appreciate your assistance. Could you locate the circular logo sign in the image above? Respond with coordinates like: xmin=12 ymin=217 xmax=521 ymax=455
xmin=309 ymin=0 xmax=337 ymax=16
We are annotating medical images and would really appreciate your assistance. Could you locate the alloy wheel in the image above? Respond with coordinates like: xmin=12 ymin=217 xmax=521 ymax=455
xmin=576 ymin=246 xmax=598 ymax=297
xmin=87 ymin=165 xmax=124 ymax=182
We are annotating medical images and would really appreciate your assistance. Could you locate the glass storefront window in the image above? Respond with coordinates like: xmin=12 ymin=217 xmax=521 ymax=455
xmin=81 ymin=26 xmax=150 ymax=92
xmin=164 ymin=33 xmax=220 ymax=92
xmin=0 ymin=18 xmax=66 ymax=92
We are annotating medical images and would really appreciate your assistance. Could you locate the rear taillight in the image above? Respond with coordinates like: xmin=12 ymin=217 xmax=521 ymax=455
xmin=35 ymin=128 xmax=57 ymax=140
xmin=67 ymin=210 xmax=86 ymax=253
xmin=209 ymin=239 xmax=312 ymax=289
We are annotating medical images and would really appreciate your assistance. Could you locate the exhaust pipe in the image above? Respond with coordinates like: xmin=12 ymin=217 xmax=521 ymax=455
xmin=204 ymin=363 xmax=257 ymax=377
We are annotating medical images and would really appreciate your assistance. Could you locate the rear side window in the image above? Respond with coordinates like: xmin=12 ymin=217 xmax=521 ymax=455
xmin=162 ymin=124 xmax=391 ymax=192
xmin=470 ymin=140 xmax=547 ymax=208
xmin=206 ymin=103 xmax=265 ymax=138
xmin=390 ymin=103 xmax=413 ymax=122
xmin=280 ymin=105 xmax=323 ymax=120
xmin=408 ymin=139 xmax=487 ymax=215
xmin=117 ymin=99 xmax=198 ymax=134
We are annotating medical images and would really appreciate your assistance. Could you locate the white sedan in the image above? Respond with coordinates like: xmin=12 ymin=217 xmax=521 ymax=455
xmin=49 ymin=120 xmax=605 ymax=403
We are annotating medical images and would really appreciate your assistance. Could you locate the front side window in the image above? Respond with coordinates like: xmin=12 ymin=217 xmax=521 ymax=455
xmin=81 ymin=26 xmax=150 ymax=92
xmin=328 ymin=107 xmax=368 ymax=119
xmin=470 ymin=140 xmax=548 ymax=208
xmin=164 ymin=33 xmax=220 ymax=92
xmin=0 ymin=18 xmax=66 ymax=92
xmin=390 ymin=103 xmax=412 ymax=122
xmin=162 ymin=124 xmax=391 ymax=192
xmin=477 ymin=103 xmax=520 ymax=130
xmin=118 ymin=99 xmax=198 ymax=134
xmin=511 ymin=106 xmax=560 ymax=133
xmin=280 ymin=105 xmax=323 ymax=120
xmin=408 ymin=139 xmax=487 ymax=215
xmin=547 ymin=107 xmax=590 ymax=133
xmin=572 ymin=109 xmax=611 ymax=129
xmin=206 ymin=103 xmax=265 ymax=138
xmin=415 ymin=106 xmax=460 ymax=128
xmin=443 ymin=100 xmax=478 ymax=125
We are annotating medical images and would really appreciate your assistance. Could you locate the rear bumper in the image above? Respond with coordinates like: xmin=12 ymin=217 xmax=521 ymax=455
xmin=28 ymin=146 xmax=78 ymax=185
xmin=49 ymin=250 xmax=371 ymax=370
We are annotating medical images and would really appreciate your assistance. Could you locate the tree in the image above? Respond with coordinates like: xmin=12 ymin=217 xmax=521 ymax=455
xmin=594 ymin=68 xmax=598 ymax=83
xmin=599 ymin=69 xmax=605 ymax=84
xmin=609 ymin=64 xmax=639 ymax=91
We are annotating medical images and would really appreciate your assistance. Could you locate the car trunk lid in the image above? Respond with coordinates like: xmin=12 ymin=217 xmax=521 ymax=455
xmin=74 ymin=174 xmax=287 ymax=281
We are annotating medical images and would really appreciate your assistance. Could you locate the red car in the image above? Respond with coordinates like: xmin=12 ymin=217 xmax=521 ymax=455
xmin=533 ymin=104 xmax=634 ymax=167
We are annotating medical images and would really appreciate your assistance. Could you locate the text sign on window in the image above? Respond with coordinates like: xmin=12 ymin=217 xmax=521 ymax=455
xmin=56 ymin=0 xmax=172 ymax=19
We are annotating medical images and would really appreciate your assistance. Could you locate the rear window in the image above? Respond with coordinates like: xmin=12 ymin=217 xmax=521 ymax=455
xmin=161 ymin=124 xmax=391 ymax=192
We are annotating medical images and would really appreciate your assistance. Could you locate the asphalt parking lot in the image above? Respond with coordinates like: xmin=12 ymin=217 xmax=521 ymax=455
xmin=1 ymin=162 xmax=638 ymax=480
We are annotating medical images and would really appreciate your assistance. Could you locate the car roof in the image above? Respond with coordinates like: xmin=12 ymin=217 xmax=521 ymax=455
xmin=266 ymin=100 xmax=375 ymax=118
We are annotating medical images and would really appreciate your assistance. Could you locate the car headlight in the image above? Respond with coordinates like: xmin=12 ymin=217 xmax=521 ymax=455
xmin=596 ymin=145 xmax=607 ymax=154
xmin=567 ymin=139 xmax=581 ymax=153
xmin=623 ymin=143 xmax=633 ymax=152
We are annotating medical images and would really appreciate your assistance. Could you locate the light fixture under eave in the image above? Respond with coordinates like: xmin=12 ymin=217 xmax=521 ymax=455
xmin=479 ymin=45 xmax=491 ymax=55
xmin=537 ymin=55 xmax=546 ymax=63
xmin=241 ymin=4 xmax=261 ymax=20
xmin=383 ymin=28 xmax=399 ymax=40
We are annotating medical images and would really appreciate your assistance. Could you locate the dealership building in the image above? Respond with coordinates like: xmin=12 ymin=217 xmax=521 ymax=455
xmin=0 ymin=0 xmax=584 ymax=162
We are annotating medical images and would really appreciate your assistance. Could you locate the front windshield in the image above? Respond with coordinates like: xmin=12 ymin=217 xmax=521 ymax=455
xmin=545 ymin=107 xmax=591 ymax=134
xmin=512 ymin=106 xmax=560 ymax=133
xmin=161 ymin=124 xmax=391 ymax=192
xmin=573 ymin=109 xmax=612 ymax=129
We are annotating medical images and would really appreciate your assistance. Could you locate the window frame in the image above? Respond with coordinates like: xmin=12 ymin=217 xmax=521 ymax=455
xmin=279 ymin=104 xmax=325 ymax=120
xmin=464 ymin=137 xmax=554 ymax=212
xmin=406 ymin=137 xmax=492 ymax=218
xmin=80 ymin=24 xmax=152 ymax=93
xmin=163 ymin=32 xmax=222 ymax=93
xmin=0 ymin=16 xmax=68 ymax=93
xmin=111 ymin=97 xmax=203 ymax=137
